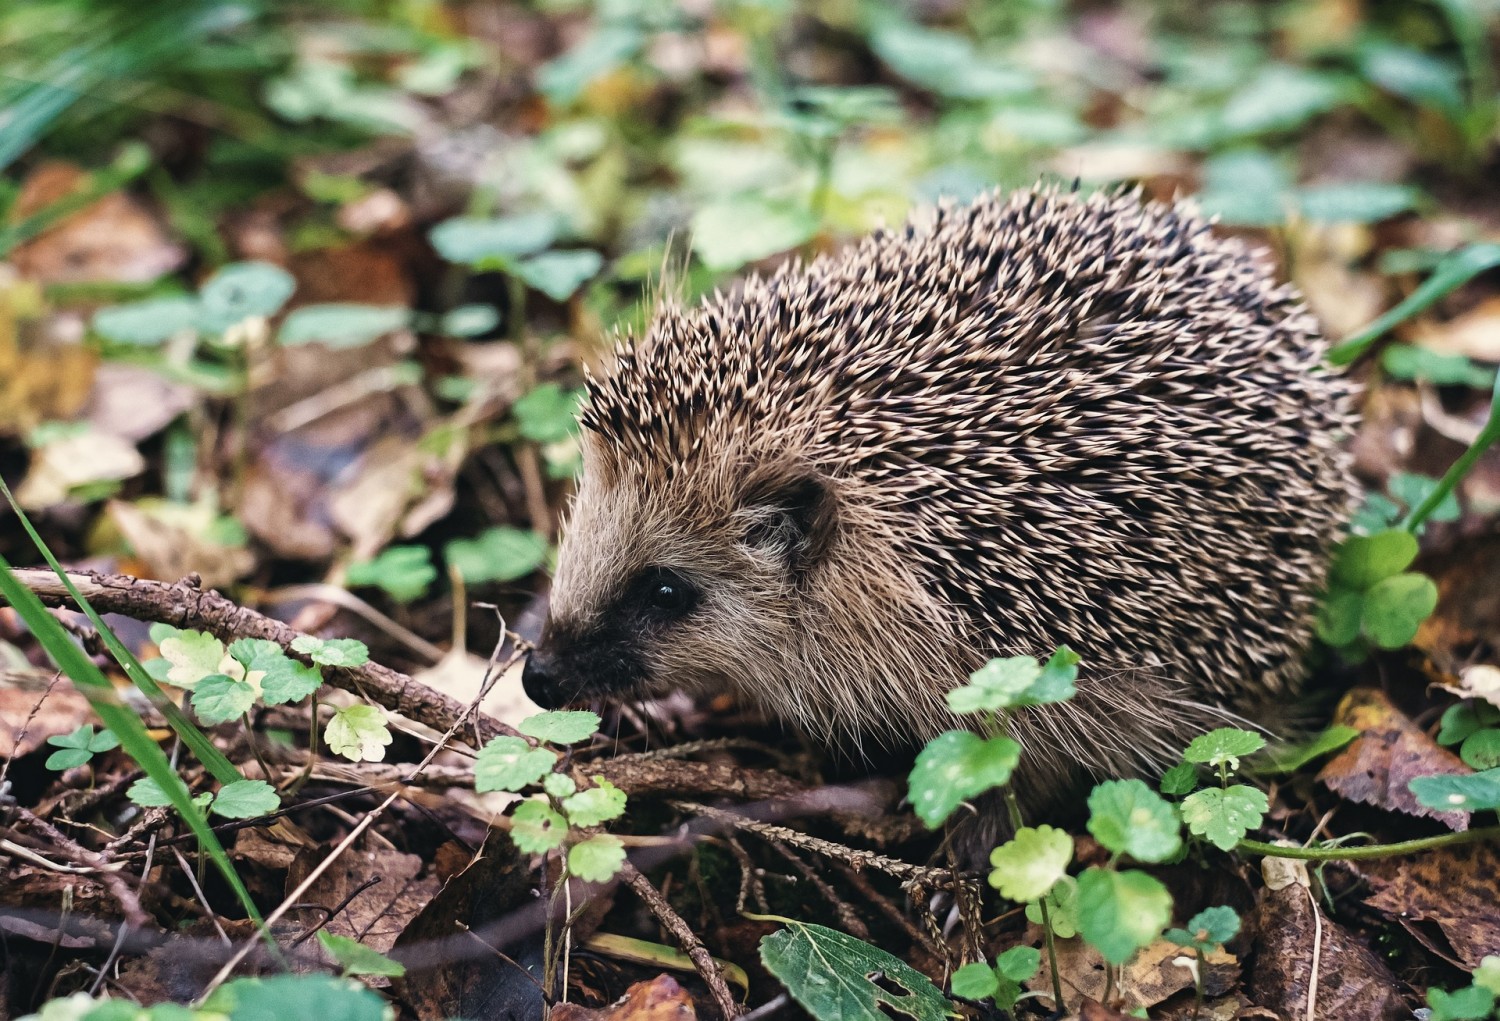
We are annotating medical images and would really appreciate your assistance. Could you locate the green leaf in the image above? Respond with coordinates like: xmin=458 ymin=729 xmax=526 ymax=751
xmin=1428 ymin=983 xmax=1498 ymax=1021
xmin=1477 ymin=955 xmax=1500 ymax=996
xmin=316 ymin=931 xmax=406 ymax=978
xmin=511 ymin=800 xmax=569 ymax=853
xmin=1181 ymin=785 xmax=1269 ymax=850
xmin=516 ymin=250 xmax=603 ymax=301
xmin=950 ymin=961 xmax=998 ymax=1001
xmin=1197 ymin=148 xmax=1292 ymax=226
xmin=1028 ymin=646 xmax=1081 ymax=705
xmin=1329 ymin=530 xmax=1419 ymax=590
xmin=1086 ymin=779 xmax=1183 ymax=862
xmin=949 ymin=654 xmax=1039 ymax=713
xmin=290 ymin=635 xmax=370 ymax=669
xmin=44 ymin=747 xmax=93 ymax=770
xmin=1183 ymin=728 xmax=1267 ymax=771
xmin=128 ymin=776 xmax=176 ymax=808
xmin=92 ymin=296 xmax=200 ymax=345
xmin=562 ymin=778 xmax=627 ymax=827
xmin=203 ymin=973 xmax=389 ymax=1021
xmin=1159 ymin=761 xmax=1198 ymax=795
xmin=256 ymin=654 xmax=324 ymax=706
xmin=760 ymin=920 xmax=952 ymax=1021
xmin=1255 ymin=725 xmax=1360 ymax=774
xmin=1316 ymin=589 xmax=1364 ymax=647
xmin=544 ymin=772 xmax=577 ymax=799
xmin=1362 ymin=572 xmax=1438 ymax=648
xmin=1409 ymin=768 xmax=1500 ymax=813
xmin=567 ymin=833 xmax=626 ymax=882
xmin=908 ymin=730 xmax=1021 ymax=828
xmin=46 ymin=724 xmax=119 ymax=768
xmin=1388 ymin=472 xmax=1462 ymax=524
xmin=1360 ymin=43 xmax=1465 ymax=118
xmin=439 ymin=303 xmax=501 ymax=337
xmin=513 ymin=384 xmax=582 ymax=444
xmin=197 ymin=261 xmax=297 ymax=332
xmin=346 ymin=545 xmax=436 ymax=603
xmin=996 ymin=944 xmax=1041 ymax=982
xmin=1381 ymin=345 xmax=1496 ymax=389
xmin=691 ymin=197 xmax=818 ymax=272
xmin=191 ymin=674 xmax=257 ymax=724
xmin=228 ymin=638 xmax=283 ymax=667
xmin=536 ymin=25 xmax=644 ymax=105
xmin=324 ymin=704 xmax=393 ymax=762
xmin=1219 ymin=64 xmax=1345 ymax=137
xmin=279 ymin=304 xmax=408 ymax=347
xmin=212 ymin=779 xmax=280 ymax=819
xmin=868 ymin=20 xmax=1031 ymax=100
xmin=429 ymin=212 xmax=558 ymax=265
xmin=475 ymin=736 xmax=558 ymax=793
xmin=1165 ymin=905 xmax=1242 ymax=953
xmin=158 ymin=630 xmax=227 ymax=689
xmin=1459 ymin=729 xmax=1500 ymax=770
xmin=444 ymin=527 xmax=549 ymax=584
xmin=988 ymin=825 xmax=1073 ymax=902
xmin=1331 ymin=243 xmax=1500 ymax=365
xmin=1297 ymin=182 xmax=1421 ymax=223
xmin=1438 ymin=702 xmax=1500 ymax=746
xmin=1077 ymin=868 xmax=1173 ymax=965
xmin=519 ymin=709 xmax=601 ymax=745
xmin=1027 ymin=875 xmax=1079 ymax=937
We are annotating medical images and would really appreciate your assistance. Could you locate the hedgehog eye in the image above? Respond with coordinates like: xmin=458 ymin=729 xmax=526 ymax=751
xmin=636 ymin=568 xmax=697 ymax=619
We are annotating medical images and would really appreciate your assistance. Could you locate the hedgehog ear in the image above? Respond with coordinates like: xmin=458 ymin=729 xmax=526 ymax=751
xmin=741 ymin=467 xmax=839 ymax=572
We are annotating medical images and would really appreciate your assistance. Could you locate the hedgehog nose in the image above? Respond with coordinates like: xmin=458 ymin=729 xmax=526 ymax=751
xmin=522 ymin=648 xmax=568 ymax=709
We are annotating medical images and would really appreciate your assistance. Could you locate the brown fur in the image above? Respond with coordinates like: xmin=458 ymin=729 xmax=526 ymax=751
xmin=536 ymin=186 xmax=1356 ymax=811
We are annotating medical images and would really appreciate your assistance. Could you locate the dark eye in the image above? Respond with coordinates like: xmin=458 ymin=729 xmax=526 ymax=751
xmin=637 ymin=568 xmax=697 ymax=618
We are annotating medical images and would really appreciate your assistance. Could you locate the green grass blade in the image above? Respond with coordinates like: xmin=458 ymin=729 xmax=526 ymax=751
xmin=0 ymin=553 xmax=261 ymax=923
xmin=0 ymin=477 xmax=241 ymax=784
xmin=1328 ymin=243 xmax=1500 ymax=365
xmin=1403 ymin=373 xmax=1500 ymax=532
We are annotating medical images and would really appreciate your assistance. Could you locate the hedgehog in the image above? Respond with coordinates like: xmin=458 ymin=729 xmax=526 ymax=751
xmin=521 ymin=186 xmax=1355 ymax=823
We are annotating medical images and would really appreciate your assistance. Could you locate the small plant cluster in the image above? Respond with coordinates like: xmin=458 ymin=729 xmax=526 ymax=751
xmin=1427 ymin=956 xmax=1500 ymax=1021
xmin=475 ymin=709 xmax=628 ymax=883
xmin=1316 ymin=528 xmax=1439 ymax=659
xmin=19 ymin=973 xmax=392 ymax=1021
xmin=1413 ymin=697 xmax=1500 ymax=813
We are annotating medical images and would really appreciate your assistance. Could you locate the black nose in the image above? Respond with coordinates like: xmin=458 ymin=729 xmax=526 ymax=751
xmin=522 ymin=648 xmax=568 ymax=709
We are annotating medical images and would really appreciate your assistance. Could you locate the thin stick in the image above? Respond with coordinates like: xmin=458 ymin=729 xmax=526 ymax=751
xmin=619 ymin=861 xmax=741 ymax=1019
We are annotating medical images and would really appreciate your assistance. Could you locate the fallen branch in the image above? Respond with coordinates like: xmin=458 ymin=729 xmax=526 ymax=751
xmin=619 ymin=861 xmax=742 ymax=1019
xmin=5 ymin=569 xmax=518 ymax=746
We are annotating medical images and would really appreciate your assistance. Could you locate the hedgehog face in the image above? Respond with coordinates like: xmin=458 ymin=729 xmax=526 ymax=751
xmin=522 ymin=449 xmax=840 ymax=711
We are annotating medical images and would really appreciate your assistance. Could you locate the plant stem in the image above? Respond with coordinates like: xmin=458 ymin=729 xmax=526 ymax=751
xmin=1237 ymin=826 xmax=1500 ymax=861
xmin=1403 ymin=372 xmax=1500 ymax=531
xmin=1003 ymin=787 xmax=1066 ymax=1011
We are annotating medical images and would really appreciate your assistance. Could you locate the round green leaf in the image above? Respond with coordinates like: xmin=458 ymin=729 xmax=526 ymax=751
xmin=324 ymin=704 xmax=393 ymax=762
xmin=908 ymin=730 xmax=1021 ymax=828
xmin=1183 ymin=728 xmax=1267 ymax=770
xmin=691 ymin=197 xmax=818 ymax=272
xmin=1181 ymin=785 xmax=1269 ymax=851
xmin=439 ymin=303 xmax=501 ymax=337
xmin=1027 ymin=875 xmax=1079 ymax=937
xmin=518 ymin=709 xmax=601 ymax=745
xmin=1362 ymin=572 xmax=1438 ymax=649
xmin=1409 ymin=768 xmax=1500 ymax=813
xmin=444 ymin=527 xmax=549 ymax=584
xmin=988 ymin=825 xmax=1073 ymax=902
xmin=544 ymin=772 xmax=578 ymax=799
xmin=511 ymin=800 xmax=568 ymax=853
xmin=429 ymin=213 xmax=558 ymax=265
xmin=1316 ymin=588 xmax=1364 ymax=647
xmin=1460 ymin=729 xmax=1500 ymax=770
xmin=567 ymin=833 xmax=626 ymax=882
xmin=290 ymin=635 xmax=370 ymax=669
xmin=516 ymin=250 xmax=603 ymax=301
xmin=45 ymin=748 xmax=93 ymax=770
xmin=513 ymin=384 xmax=582 ymax=444
xmin=1159 ymin=761 xmax=1198 ymax=796
xmin=1077 ymin=867 xmax=1172 ymax=965
xmin=92 ymin=296 xmax=200 ymax=345
xmin=279 ymin=303 xmax=408 ymax=347
xmin=1086 ymin=779 xmax=1182 ymax=862
xmin=212 ymin=779 xmax=280 ymax=819
xmin=995 ymin=945 xmax=1041 ymax=982
xmin=475 ymin=736 xmax=558 ymax=793
xmin=198 ymin=261 xmax=297 ymax=332
xmin=950 ymin=962 xmax=999 ymax=1001
xmin=1330 ymin=529 xmax=1418 ymax=590
xmin=191 ymin=674 xmax=257 ymax=724
xmin=562 ymin=778 xmax=627 ymax=827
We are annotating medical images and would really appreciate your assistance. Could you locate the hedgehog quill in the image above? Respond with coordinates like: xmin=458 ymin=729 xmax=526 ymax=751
xmin=522 ymin=186 xmax=1355 ymax=817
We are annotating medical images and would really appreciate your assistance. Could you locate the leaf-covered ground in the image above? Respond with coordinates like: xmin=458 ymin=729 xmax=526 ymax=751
xmin=2 ymin=0 xmax=1500 ymax=1018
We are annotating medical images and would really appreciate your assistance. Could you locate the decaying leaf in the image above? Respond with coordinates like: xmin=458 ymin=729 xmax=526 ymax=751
xmin=549 ymin=975 xmax=698 ymax=1020
xmin=1361 ymin=843 xmax=1500 ymax=970
xmin=1317 ymin=688 xmax=1473 ymax=829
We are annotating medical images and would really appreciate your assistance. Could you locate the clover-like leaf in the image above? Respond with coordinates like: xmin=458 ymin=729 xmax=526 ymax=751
xmin=212 ymin=780 xmax=280 ymax=819
xmin=45 ymin=725 xmax=119 ymax=770
xmin=1027 ymin=875 xmax=1079 ymax=937
xmin=1409 ymin=768 xmax=1500 ymax=813
xmin=475 ymin=736 xmax=559 ymax=793
xmin=346 ymin=545 xmax=436 ymax=603
xmin=191 ymin=674 xmax=257 ymax=724
xmin=258 ymin=655 xmax=324 ymax=705
xmin=988 ymin=825 xmax=1073 ymax=902
xmin=291 ymin=635 xmax=370 ymax=668
xmin=1183 ymin=728 xmax=1267 ymax=771
xmin=516 ymin=250 xmax=604 ymax=301
xmin=1086 ymin=779 xmax=1182 ymax=862
xmin=1362 ymin=572 xmax=1438 ymax=649
xmin=1077 ymin=867 xmax=1172 ymax=965
xmin=1329 ymin=529 xmax=1418 ymax=590
xmin=159 ymin=630 xmax=227 ymax=688
xmin=325 ymin=704 xmax=393 ymax=762
xmin=511 ymin=800 xmax=568 ymax=853
xmin=1165 ymin=905 xmax=1242 ymax=954
xmin=908 ymin=730 xmax=1021 ymax=828
xmin=567 ymin=833 xmax=626 ymax=882
xmin=561 ymin=778 xmax=627 ymax=827
xmin=1181 ymin=785 xmax=1269 ymax=850
xmin=519 ymin=710 xmax=601 ymax=745
xmin=1460 ymin=729 xmax=1500 ymax=770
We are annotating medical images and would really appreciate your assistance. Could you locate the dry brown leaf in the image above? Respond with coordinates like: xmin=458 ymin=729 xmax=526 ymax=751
xmin=83 ymin=363 xmax=196 ymax=444
xmin=9 ymin=162 xmax=184 ymax=285
xmin=1317 ymin=687 xmax=1472 ymax=830
xmin=1412 ymin=296 xmax=1500 ymax=362
xmin=550 ymin=975 xmax=698 ymax=1021
xmin=1360 ymin=843 xmax=1500 ymax=970
xmin=1027 ymin=932 xmax=1238 ymax=1011
xmin=1249 ymin=856 xmax=1407 ymax=1020
xmin=413 ymin=650 xmax=542 ymax=732
xmin=107 ymin=499 xmax=254 ymax=589
xmin=0 ymin=673 xmax=93 ymax=759
xmin=286 ymin=845 xmax=438 ymax=957
xmin=16 ymin=428 xmax=145 ymax=509
xmin=0 ymin=272 xmax=98 ymax=435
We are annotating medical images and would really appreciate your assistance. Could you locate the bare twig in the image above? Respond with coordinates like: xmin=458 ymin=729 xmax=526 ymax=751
xmin=619 ymin=861 xmax=741 ymax=1020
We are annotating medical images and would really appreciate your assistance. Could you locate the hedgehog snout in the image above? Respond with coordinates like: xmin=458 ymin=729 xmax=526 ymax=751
xmin=522 ymin=624 xmax=649 ymax=709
